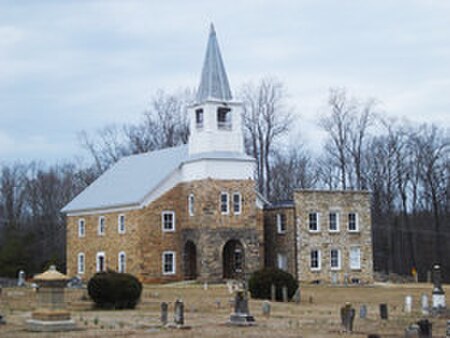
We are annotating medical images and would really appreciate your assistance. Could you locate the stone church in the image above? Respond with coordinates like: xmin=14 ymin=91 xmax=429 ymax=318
xmin=63 ymin=25 xmax=373 ymax=284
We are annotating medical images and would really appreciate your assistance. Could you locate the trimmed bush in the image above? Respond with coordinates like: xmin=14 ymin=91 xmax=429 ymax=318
xmin=248 ymin=268 xmax=298 ymax=301
xmin=87 ymin=271 xmax=142 ymax=309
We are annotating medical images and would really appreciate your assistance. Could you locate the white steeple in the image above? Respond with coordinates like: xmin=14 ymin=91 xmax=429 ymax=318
xmin=188 ymin=24 xmax=245 ymax=156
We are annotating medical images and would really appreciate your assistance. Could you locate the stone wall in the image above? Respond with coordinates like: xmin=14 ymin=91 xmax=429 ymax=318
xmin=294 ymin=190 xmax=373 ymax=284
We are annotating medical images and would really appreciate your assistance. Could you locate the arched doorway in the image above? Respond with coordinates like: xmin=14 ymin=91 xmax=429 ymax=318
xmin=223 ymin=240 xmax=244 ymax=279
xmin=183 ymin=241 xmax=197 ymax=280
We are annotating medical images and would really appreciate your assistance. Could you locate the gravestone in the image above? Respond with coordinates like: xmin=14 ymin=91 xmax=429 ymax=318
xmin=160 ymin=302 xmax=168 ymax=325
xmin=229 ymin=290 xmax=255 ymax=326
xmin=270 ymin=284 xmax=276 ymax=301
xmin=17 ymin=270 xmax=25 ymax=287
xmin=0 ymin=314 xmax=5 ymax=325
xmin=292 ymin=288 xmax=301 ymax=304
xmin=331 ymin=272 xmax=338 ymax=285
xmin=431 ymin=264 xmax=446 ymax=312
xmin=421 ymin=294 xmax=429 ymax=315
xmin=417 ymin=319 xmax=432 ymax=338
xmin=404 ymin=324 xmax=420 ymax=338
xmin=340 ymin=303 xmax=355 ymax=332
xmin=262 ymin=301 xmax=271 ymax=318
xmin=446 ymin=320 xmax=450 ymax=338
xmin=379 ymin=303 xmax=388 ymax=320
xmin=174 ymin=299 xmax=184 ymax=326
xmin=282 ymin=286 xmax=288 ymax=303
xmin=405 ymin=295 xmax=413 ymax=313
xmin=359 ymin=304 xmax=367 ymax=319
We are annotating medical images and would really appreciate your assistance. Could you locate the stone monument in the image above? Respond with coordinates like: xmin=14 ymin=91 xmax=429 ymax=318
xmin=229 ymin=290 xmax=255 ymax=326
xmin=431 ymin=264 xmax=446 ymax=312
xmin=340 ymin=302 xmax=355 ymax=332
xmin=25 ymin=265 xmax=76 ymax=332
xmin=17 ymin=270 xmax=25 ymax=287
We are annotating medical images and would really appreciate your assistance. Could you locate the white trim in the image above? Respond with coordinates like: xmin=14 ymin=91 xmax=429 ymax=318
xmin=328 ymin=211 xmax=340 ymax=232
xmin=310 ymin=249 xmax=321 ymax=271
xmin=188 ymin=194 xmax=195 ymax=217
xmin=78 ymin=219 xmax=85 ymax=238
xmin=330 ymin=248 xmax=341 ymax=270
xmin=66 ymin=204 xmax=139 ymax=217
xmin=308 ymin=212 xmax=320 ymax=232
xmin=96 ymin=251 xmax=106 ymax=272
xmin=232 ymin=192 xmax=241 ymax=215
xmin=77 ymin=252 xmax=85 ymax=274
xmin=162 ymin=251 xmax=176 ymax=275
xmin=276 ymin=213 xmax=286 ymax=234
xmin=349 ymin=246 xmax=361 ymax=270
xmin=220 ymin=192 xmax=229 ymax=215
xmin=348 ymin=212 xmax=359 ymax=232
xmin=118 ymin=214 xmax=126 ymax=234
xmin=161 ymin=211 xmax=176 ymax=232
xmin=98 ymin=216 xmax=105 ymax=236
xmin=118 ymin=251 xmax=126 ymax=273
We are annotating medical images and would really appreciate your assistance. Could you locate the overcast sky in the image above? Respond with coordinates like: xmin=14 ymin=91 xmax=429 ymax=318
xmin=1 ymin=0 xmax=449 ymax=164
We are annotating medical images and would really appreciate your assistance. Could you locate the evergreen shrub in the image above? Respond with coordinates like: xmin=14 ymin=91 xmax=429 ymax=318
xmin=248 ymin=268 xmax=298 ymax=301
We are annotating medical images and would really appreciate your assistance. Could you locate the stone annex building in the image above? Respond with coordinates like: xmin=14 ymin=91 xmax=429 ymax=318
xmin=62 ymin=26 xmax=373 ymax=285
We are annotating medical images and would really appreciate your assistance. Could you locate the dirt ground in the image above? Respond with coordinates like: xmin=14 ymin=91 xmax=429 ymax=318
xmin=0 ymin=282 xmax=449 ymax=337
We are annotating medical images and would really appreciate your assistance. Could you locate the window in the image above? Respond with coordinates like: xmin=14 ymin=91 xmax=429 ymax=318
xmin=118 ymin=214 xmax=125 ymax=234
xmin=195 ymin=109 xmax=204 ymax=129
xmin=309 ymin=212 xmax=320 ymax=232
xmin=329 ymin=212 xmax=339 ymax=232
xmin=162 ymin=251 xmax=176 ymax=275
xmin=162 ymin=211 xmax=175 ymax=232
xmin=233 ymin=192 xmax=241 ymax=215
xmin=98 ymin=216 xmax=105 ymax=235
xmin=349 ymin=247 xmax=361 ymax=270
xmin=217 ymin=107 xmax=232 ymax=130
xmin=220 ymin=192 xmax=229 ymax=214
xmin=277 ymin=253 xmax=288 ymax=271
xmin=78 ymin=219 xmax=85 ymax=237
xmin=310 ymin=249 xmax=321 ymax=271
xmin=77 ymin=253 xmax=85 ymax=274
xmin=118 ymin=251 xmax=126 ymax=273
xmin=348 ymin=212 xmax=359 ymax=232
xmin=277 ymin=213 xmax=287 ymax=234
xmin=96 ymin=252 xmax=105 ymax=272
xmin=188 ymin=194 xmax=195 ymax=216
xmin=330 ymin=249 xmax=341 ymax=270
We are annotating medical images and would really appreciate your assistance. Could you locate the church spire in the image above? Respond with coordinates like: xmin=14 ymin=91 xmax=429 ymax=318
xmin=196 ymin=24 xmax=233 ymax=102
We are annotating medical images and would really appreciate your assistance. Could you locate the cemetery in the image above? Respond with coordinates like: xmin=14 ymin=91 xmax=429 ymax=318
xmin=0 ymin=272 xmax=449 ymax=337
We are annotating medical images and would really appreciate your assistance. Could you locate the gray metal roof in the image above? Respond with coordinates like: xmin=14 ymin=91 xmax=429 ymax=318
xmin=196 ymin=24 xmax=232 ymax=102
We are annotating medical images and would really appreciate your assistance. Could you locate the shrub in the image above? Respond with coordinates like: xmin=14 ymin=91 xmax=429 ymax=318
xmin=248 ymin=268 xmax=298 ymax=301
xmin=87 ymin=271 xmax=142 ymax=309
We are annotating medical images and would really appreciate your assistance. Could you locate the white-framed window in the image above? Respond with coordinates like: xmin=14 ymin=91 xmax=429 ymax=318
xmin=188 ymin=194 xmax=195 ymax=216
xmin=233 ymin=192 xmax=241 ymax=215
xmin=96 ymin=252 xmax=106 ymax=272
xmin=118 ymin=214 xmax=125 ymax=234
xmin=195 ymin=109 xmax=204 ymax=129
xmin=220 ymin=192 xmax=229 ymax=214
xmin=276 ymin=213 xmax=287 ymax=234
xmin=329 ymin=212 xmax=339 ymax=232
xmin=217 ymin=107 xmax=232 ymax=130
xmin=349 ymin=246 xmax=361 ymax=270
xmin=162 ymin=251 xmax=176 ymax=275
xmin=77 ymin=252 xmax=85 ymax=274
xmin=162 ymin=211 xmax=175 ymax=232
xmin=308 ymin=212 xmax=320 ymax=232
xmin=118 ymin=251 xmax=126 ymax=273
xmin=98 ymin=216 xmax=105 ymax=236
xmin=78 ymin=219 xmax=85 ymax=237
xmin=330 ymin=249 xmax=341 ymax=270
xmin=348 ymin=212 xmax=359 ymax=232
xmin=277 ymin=253 xmax=288 ymax=271
xmin=310 ymin=249 xmax=321 ymax=271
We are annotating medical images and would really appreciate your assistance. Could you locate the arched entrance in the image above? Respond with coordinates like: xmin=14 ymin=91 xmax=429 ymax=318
xmin=183 ymin=241 xmax=197 ymax=280
xmin=223 ymin=239 xmax=244 ymax=279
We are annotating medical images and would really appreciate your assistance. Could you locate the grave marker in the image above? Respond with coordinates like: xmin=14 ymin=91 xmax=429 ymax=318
xmin=417 ymin=319 xmax=432 ymax=338
xmin=445 ymin=320 xmax=450 ymax=338
xmin=404 ymin=324 xmax=420 ymax=338
xmin=431 ymin=264 xmax=446 ymax=312
xmin=262 ymin=301 xmax=271 ymax=318
xmin=229 ymin=290 xmax=255 ymax=326
xmin=292 ymin=288 xmax=301 ymax=304
xmin=340 ymin=303 xmax=355 ymax=332
xmin=405 ymin=295 xmax=413 ymax=313
xmin=17 ymin=270 xmax=25 ymax=287
xmin=174 ymin=299 xmax=184 ymax=326
xmin=359 ymin=304 xmax=367 ymax=319
xmin=160 ymin=302 xmax=168 ymax=325
xmin=421 ymin=294 xmax=429 ymax=315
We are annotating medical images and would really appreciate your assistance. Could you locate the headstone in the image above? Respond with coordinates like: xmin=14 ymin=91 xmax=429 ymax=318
xmin=331 ymin=272 xmax=338 ymax=285
xmin=262 ymin=301 xmax=271 ymax=318
xmin=340 ymin=303 xmax=355 ymax=332
xmin=282 ymin=286 xmax=288 ymax=303
xmin=417 ymin=319 xmax=432 ymax=338
xmin=292 ymin=288 xmax=301 ymax=304
xmin=421 ymin=294 xmax=429 ymax=315
xmin=431 ymin=264 xmax=446 ymax=312
xmin=270 ymin=284 xmax=276 ymax=301
xmin=379 ymin=303 xmax=388 ymax=320
xmin=229 ymin=290 xmax=255 ymax=326
xmin=17 ymin=270 xmax=25 ymax=287
xmin=359 ymin=304 xmax=367 ymax=319
xmin=0 ymin=314 xmax=5 ymax=325
xmin=160 ymin=302 xmax=168 ymax=325
xmin=174 ymin=299 xmax=184 ymax=326
xmin=404 ymin=324 xmax=420 ymax=338
xmin=446 ymin=320 xmax=450 ymax=338
xmin=203 ymin=282 xmax=208 ymax=291
xmin=405 ymin=295 xmax=413 ymax=313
